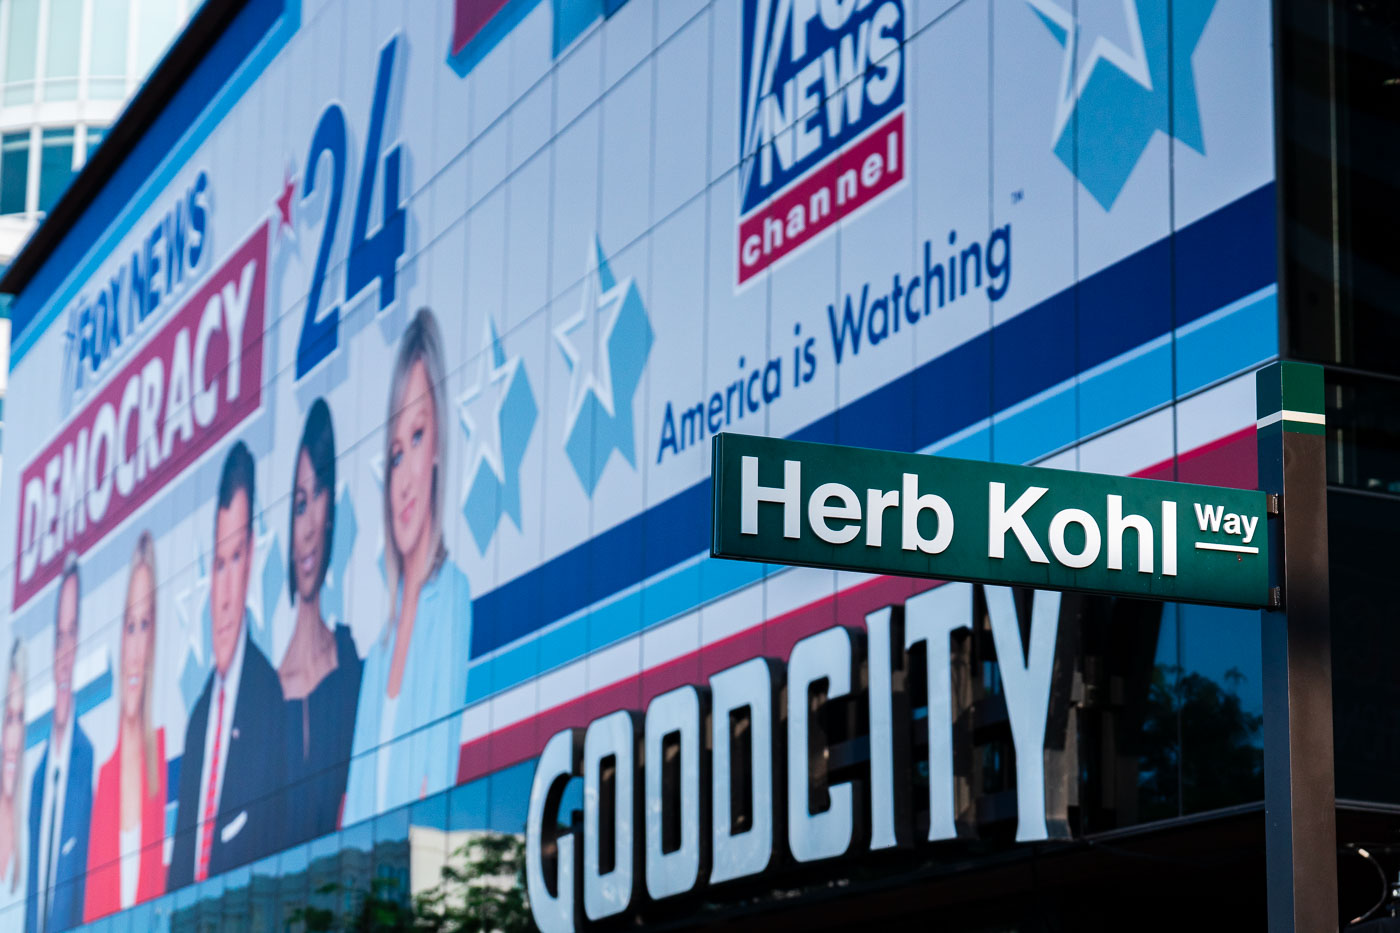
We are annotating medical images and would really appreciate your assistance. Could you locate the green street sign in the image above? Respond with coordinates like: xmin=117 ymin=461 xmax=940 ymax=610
xmin=711 ymin=433 xmax=1272 ymax=609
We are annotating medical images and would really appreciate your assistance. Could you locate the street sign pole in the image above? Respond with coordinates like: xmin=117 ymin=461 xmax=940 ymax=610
xmin=1256 ymin=361 xmax=1337 ymax=933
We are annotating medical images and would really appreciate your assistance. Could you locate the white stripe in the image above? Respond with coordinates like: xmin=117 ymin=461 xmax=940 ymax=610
xmin=1256 ymin=409 xmax=1325 ymax=429
xmin=1194 ymin=542 xmax=1260 ymax=554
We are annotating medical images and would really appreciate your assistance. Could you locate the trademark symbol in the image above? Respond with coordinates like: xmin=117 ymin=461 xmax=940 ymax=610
xmin=1011 ymin=189 xmax=1024 ymax=204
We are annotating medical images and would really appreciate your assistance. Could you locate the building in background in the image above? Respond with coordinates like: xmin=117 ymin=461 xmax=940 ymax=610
xmin=0 ymin=0 xmax=195 ymax=474
xmin=0 ymin=0 xmax=197 ymax=265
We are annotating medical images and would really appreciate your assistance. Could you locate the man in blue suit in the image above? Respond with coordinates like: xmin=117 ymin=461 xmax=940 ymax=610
xmin=169 ymin=442 xmax=286 ymax=890
xmin=27 ymin=554 xmax=93 ymax=933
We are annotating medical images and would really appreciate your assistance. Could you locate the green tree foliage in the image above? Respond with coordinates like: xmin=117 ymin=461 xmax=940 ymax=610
xmin=1137 ymin=665 xmax=1264 ymax=818
xmin=289 ymin=833 xmax=533 ymax=933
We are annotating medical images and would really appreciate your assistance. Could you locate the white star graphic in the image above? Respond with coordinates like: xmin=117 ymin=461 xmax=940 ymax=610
xmin=554 ymin=251 xmax=628 ymax=437
xmin=175 ymin=561 xmax=209 ymax=665
xmin=458 ymin=318 xmax=515 ymax=490
xmin=251 ymin=522 xmax=279 ymax=640
xmin=370 ymin=453 xmax=386 ymax=490
xmin=1026 ymin=0 xmax=1154 ymax=140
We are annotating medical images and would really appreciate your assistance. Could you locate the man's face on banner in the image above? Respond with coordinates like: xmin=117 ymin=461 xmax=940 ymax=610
xmin=211 ymin=489 xmax=252 ymax=679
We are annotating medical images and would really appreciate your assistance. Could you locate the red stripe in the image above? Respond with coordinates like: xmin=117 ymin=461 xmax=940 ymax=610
xmin=457 ymin=575 xmax=940 ymax=783
xmin=1137 ymin=426 xmax=1256 ymax=489
xmin=456 ymin=428 xmax=1261 ymax=784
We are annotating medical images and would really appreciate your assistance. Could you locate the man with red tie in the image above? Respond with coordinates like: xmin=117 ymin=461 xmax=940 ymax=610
xmin=169 ymin=442 xmax=286 ymax=890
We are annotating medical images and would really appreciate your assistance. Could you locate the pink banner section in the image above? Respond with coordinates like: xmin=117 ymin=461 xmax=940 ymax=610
xmin=738 ymin=112 xmax=905 ymax=285
xmin=452 ymin=0 xmax=512 ymax=56
xmin=454 ymin=427 xmax=1260 ymax=785
xmin=12 ymin=222 xmax=269 ymax=609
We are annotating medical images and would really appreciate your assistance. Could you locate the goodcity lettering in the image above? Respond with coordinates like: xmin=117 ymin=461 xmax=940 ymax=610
xmin=525 ymin=583 xmax=1061 ymax=932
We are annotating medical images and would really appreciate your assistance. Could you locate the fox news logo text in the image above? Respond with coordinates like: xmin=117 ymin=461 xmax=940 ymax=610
xmin=738 ymin=0 xmax=906 ymax=285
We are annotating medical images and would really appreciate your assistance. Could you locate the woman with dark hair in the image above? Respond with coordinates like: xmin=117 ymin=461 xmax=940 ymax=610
xmin=279 ymin=398 xmax=361 ymax=842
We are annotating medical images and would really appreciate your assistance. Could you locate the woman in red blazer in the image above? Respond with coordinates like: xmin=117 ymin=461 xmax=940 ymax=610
xmin=85 ymin=532 xmax=168 ymax=921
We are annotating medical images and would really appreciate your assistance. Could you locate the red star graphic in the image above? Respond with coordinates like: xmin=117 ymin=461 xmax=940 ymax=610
xmin=275 ymin=174 xmax=296 ymax=232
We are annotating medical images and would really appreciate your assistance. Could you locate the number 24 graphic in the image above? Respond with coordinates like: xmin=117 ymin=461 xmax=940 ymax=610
xmin=296 ymin=35 xmax=406 ymax=380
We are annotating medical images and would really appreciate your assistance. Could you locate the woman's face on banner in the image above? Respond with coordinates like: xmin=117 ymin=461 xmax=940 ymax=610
xmin=293 ymin=450 xmax=330 ymax=603
xmin=389 ymin=359 xmax=437 ymax=567
xmin=1 ymin=675 xmax=20 ymax=799
xmin=121 ymin=562 xmax=155 ymax=722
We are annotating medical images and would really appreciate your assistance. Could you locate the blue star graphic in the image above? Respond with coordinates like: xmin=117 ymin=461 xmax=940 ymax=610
xmin=1026 ymin=0 xmax=1215 ymax=209
xmin=459 ymin=317 xmax=538 ymax=552
xmin=554 ymin=237 xmax=653 ymax=497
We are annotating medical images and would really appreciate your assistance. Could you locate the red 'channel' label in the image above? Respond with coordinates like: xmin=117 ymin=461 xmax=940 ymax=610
xmin=737 ymin=112 xmax=905 ymax=286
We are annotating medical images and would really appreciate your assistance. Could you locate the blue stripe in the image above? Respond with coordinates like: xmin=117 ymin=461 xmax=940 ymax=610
xmin=464 ymin=285 xmax=1276 ymax=700
xmin=9 ymin=0 xmax=298 ymax=361
xmin=469 ymin=182 xmax=1277 ymax=659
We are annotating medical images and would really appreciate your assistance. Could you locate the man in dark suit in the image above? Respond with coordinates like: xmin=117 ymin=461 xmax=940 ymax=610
xmin=169 ymin=441 xmax=286 ymax=890
xmin=27 ymin=554 xmax=93 ymax=933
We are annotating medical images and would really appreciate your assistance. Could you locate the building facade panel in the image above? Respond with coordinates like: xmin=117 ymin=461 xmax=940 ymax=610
xmin=0 ymin=0 xmax=1285 ymax=928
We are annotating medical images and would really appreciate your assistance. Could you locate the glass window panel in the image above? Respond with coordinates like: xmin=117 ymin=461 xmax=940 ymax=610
xmin=247 ymin=855 xmax=280 ymax=933
xmin=275 ymin=843 xmax=310 ymax=933
xmin=171 ymin=882 xmax=198 ymax=933
xmin=372 ymin=806 xmax=411 ymax=909
xmin=147 ymin=893 xmax=175 ymax=933
xmin=1 ymin=132 xmax=30 ymax=214
xmin=488 ymin=760 xmax=535 ymax=833
xmin=38 ymin=127 xmax=75 ymax=213
xmin=136 ymin=0 xmax=182 ymax=75
xmin=43 ymin=0 xmax=82 ymax=100
xmin=1330 ymin=490 xmax=1400 ymax=805
xmin=193 ymin=872 xmax=224 ymax=933
xmin=3 ymin=0 xmax=39 ymax=103
xmin=218 ymin=865 xmax=251 ymax=933
xmin=1325 ymin=369 xmax=1400 ymax=496
xmin=339 ymin=822 xmax=374 ymax=924
xmin=410 ymin=793 xmax=449 ymax=902
xmin=1177 ymin=603 xmax=1264 ymax=815
xmin=87 ymin=0 xmax=128 ymax=98
xmin=448 ymin=776 xmax=489 ymax=831
xmin=308 ymin=831 xmax=341 ymax=923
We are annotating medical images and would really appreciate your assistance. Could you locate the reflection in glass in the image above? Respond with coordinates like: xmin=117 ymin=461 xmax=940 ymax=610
xmin=274 ymin=844 xmax=309 ymax=932
xmin=0 ymin=133 xmax=30 ymax=215
xmin=38 ymin=128 xmax=75 ymax=214
xmin=247 ymin=855 xmax=278 ymax=933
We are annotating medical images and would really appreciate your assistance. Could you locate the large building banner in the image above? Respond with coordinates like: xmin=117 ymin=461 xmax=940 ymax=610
xmin=0 ymin=0 xmax=1276 ymax=927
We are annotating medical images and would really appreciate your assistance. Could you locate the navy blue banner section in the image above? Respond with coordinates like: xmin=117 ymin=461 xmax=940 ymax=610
xmin=469 ymin=182 xmax=1276 ymax=659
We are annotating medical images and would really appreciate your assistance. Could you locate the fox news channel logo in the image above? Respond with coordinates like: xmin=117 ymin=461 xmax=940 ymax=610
xmin=737 ymin=0 xmax=906 ymax=286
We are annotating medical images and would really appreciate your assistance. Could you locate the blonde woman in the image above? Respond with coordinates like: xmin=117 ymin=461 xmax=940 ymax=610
xmin=343 ymin=309 xmax=471 ymax=826
xmin=0 ymin=640 xmax=26 ymax=914
xmin=85 ymin=532 xmax=166 ymax=919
